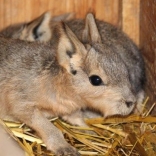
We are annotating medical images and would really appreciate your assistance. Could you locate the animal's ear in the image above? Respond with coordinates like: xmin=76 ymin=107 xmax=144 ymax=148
xmin=52 ymin=12 xmax=75 ymax=22
xmin=82 ymin=13 xmax=102 ymax=44
xmin=20 ymin=12 xmax=51 ymax=42
xmin=55 ymin=22 xmax=87 ymax=74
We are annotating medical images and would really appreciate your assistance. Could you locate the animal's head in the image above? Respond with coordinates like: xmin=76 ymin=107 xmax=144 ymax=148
xmin=54 ymin=21 xmax=136 ymax=117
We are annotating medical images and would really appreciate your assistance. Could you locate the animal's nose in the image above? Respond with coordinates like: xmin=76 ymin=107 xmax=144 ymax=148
xmin=125 ymin=101 xmax=133 ymax=107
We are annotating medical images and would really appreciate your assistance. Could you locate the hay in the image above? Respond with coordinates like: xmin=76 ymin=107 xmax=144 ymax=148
xmin=0 ymin=97 xmax=156 ymax=156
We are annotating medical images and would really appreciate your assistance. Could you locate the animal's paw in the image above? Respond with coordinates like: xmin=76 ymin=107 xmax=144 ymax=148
xmin=56 ymin=145 xmax=80 ymax=156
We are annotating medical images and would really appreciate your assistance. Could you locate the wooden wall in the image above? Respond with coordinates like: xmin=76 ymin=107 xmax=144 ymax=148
xmin=0 ymin=0 xmax=140 ymax=45
xmin=140 ymin=0 xmax=156 ymax=114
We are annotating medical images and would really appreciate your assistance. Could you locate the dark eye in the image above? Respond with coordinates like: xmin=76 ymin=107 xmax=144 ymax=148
xmin=89 ymin=75 xmax=103 ymax=86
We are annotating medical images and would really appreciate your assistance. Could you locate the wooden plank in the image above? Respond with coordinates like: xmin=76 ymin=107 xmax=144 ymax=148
xmin=11 ymin=0 xmax=26 ymax=24
xmin=122 ymin=0 xmax=140 ymax=46
xmin=0 ymin=0 xmax=120 ymax=31
xmin=140 ymin=0 xmax=156 ymax=114
xmin=0 ymin=0 xmax=4 ymax=29
xmin=1 ymin=0 xmax=11 ymax=29
xmin=94 ymin=0 xmax=121 ymax=26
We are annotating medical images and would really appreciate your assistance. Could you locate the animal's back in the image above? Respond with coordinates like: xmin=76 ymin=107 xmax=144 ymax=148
xmin=0 ymin=37 xmax=57 ymax=76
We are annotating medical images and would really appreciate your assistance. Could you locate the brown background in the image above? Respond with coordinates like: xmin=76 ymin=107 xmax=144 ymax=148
xmin=0 ymin=0 xmax=155 ymax=113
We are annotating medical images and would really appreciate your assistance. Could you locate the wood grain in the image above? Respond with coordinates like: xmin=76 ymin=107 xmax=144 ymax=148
xmin=122 ymin=0 xmax=140 ymax=46
xmin=140 ymin=0 xmax=156 ymax=114
xmin=0 ymin=0 xmax=120 ymax=29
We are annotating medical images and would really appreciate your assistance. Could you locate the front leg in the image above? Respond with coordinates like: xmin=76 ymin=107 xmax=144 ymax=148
xmin=13 ymin=106 xmax=80 ymax=156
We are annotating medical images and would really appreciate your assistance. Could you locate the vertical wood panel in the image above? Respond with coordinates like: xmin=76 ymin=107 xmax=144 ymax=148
xmin=94 ymin=0 xmax=121 ymax=25
xmin=0 ymin=0 xmax=4 ymax=29
xmin=140 ymin=0 xmax=156 ymax=114
xmin=2 ymin=0 xmax=11 ymax=29
xmin=11 ymin=0 xmax=26 ymax=23
xmin=122 ymin=0 xmax=140 ymax=46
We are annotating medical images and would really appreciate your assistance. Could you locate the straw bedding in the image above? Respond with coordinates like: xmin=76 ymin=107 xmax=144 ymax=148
xmin=0 ymin=97 xmax=156 ymax=156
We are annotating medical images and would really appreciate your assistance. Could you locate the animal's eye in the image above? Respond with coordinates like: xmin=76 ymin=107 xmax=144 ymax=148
xmin=89 ymin=75 xmax=103 ymax=86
